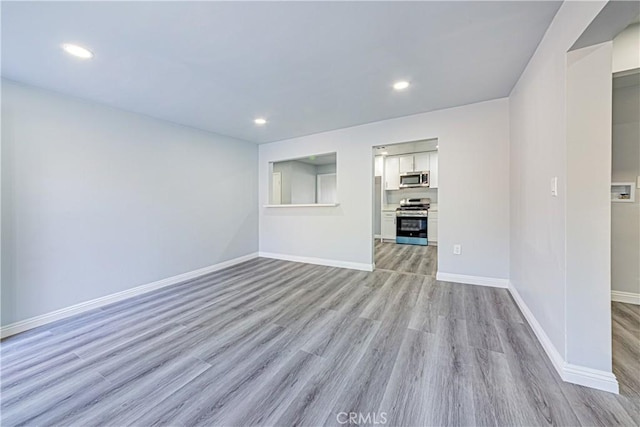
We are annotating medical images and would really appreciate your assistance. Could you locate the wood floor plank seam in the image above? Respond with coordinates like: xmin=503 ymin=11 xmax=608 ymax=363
xmin=1 ymin=249 xmax=638 ymax=426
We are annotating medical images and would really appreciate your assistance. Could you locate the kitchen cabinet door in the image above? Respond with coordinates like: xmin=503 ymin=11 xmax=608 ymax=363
xmin=385 ymin=156 xmax=400 ymax=190
xmin=429 ymin=152 xmax=439 ymax=188
xmin=382 ymin=211 xmax=396 ymax=240
xmin=374 ymin=155 xmax=384 ymax=177
xmin=414 ymin=153 xmax=430 ymax=172
xmin=428 ymin=211 xmax=438 ymax=244
xmin=399 ymin=155 xmax=414 ymax=173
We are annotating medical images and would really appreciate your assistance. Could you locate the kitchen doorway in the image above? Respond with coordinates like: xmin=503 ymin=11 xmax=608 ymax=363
xmin=372 ymin=139 xmax=439 ymax=276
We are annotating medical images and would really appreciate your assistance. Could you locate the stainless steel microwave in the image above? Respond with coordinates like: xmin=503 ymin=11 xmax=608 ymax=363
xmin=399 ymin=171 xmax=430 ymax=188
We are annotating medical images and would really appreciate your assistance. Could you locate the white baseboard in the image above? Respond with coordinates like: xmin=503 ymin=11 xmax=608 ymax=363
xmin=436 ymin=272 xmax=509 ymax=288
xmin=507 ymin=281 xmax=567 ymax=380
xmin=258 ymin=252 xmax=373 ymax=272
xmin=564 ymin=364 xmax=619 ymax=394
xmin=611 ymin=290 xmax=640 ymax=305
xmin=0 ymin=252 xmax=259 ymax=339
xmin=508 ymin=281 xmax=619 ymax=394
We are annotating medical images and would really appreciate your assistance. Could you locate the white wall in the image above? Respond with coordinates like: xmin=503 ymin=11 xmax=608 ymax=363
xmin=510 ymin=0 xmax=617 ymax=386
xmin=612 ymin=81 xmax=640 ymax=295
xmin=613 ymin=23 xmax=640 ymax=73
xmin=259 ymin=98 xmax=510 ymax=279
xmin=273 ymin=160 xmax=334 ymax=204
xmin=566 ymin=42 xmax=613 ymax=372
xmin=1 ymin=80 xmax=258 ymax=326
xmin=290 ymin=161 xmax=317 ymax=204
xmin=272 ymin=162 xmax=292 ymax=205
xmin=317 ymin=163 xmax=337 ymax=175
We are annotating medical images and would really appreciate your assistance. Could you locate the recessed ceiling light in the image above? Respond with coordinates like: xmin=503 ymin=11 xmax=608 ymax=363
xmin=381 ymin=151 xmax=388 ymax=155
xmin=254 ymin=118 xmax=267 ymax=125
xmin=62 ymin=43 xmax=94 ymax=59
xmin=393 ymin=81 xmax=410 ymax=90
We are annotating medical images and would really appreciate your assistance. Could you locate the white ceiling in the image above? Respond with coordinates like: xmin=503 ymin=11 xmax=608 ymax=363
xmin=1 ymin=1 xmax=561 ymax=144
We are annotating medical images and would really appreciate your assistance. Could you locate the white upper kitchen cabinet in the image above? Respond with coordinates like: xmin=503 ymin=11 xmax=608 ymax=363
xmin=384 ymin=156 xmax=400 ymax=190
xmin=383 ymin=151 xmax=437 ymax=190
xmin=399 ymin=155 xmax=414 ymax=173
xmin=429 ymin=152 xmax=439 ymax=188
xmin=374 ymin=155 xmax=384 ymax=177
xmin=414 ymin=153 xmax=430 ymax=172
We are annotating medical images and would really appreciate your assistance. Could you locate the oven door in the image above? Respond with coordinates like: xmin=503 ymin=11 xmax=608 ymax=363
xmin=396 ymin=216 xmax=428 ymax=245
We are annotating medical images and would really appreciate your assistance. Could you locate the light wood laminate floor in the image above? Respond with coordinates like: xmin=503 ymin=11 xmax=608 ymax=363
xmin=1 ymin=257 xmax=639 ymax=426
xmin=375 ymin=241 xmax=437 ymax=276
xmin=613 ymin=301 xmax=640 ymax=421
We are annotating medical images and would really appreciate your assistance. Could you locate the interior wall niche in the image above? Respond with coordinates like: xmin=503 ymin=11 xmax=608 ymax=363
xmin=268 ymin=152 xmax=337 ymax=206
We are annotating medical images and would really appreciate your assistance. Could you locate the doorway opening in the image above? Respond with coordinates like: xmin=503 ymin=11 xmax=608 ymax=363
xmin=371 ymin=139 xmax=439 ymax=276
xmin=611 ymin=66 xmax=640 ymax=400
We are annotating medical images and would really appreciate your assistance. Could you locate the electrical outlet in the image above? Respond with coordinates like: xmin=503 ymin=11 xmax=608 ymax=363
xmin=453 ymin=244 xmax=461 ymax=255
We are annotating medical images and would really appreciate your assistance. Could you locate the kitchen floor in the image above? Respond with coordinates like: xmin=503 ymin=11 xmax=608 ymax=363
xmin=374 ymin=240 xmax=437 ymax=276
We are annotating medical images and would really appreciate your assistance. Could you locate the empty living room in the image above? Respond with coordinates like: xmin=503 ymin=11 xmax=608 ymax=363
xmin=1 ymin=1 xmax=639 ymax=426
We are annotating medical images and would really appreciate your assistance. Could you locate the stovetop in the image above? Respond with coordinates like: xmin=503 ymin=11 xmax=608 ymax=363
xmin=396 ymin=207 xmax=429 ymax=217
xmin=398 ymin=198 xmax=431 ymax=210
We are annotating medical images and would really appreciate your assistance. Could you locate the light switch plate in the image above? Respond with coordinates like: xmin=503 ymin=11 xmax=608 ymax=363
xmin=551 ymin=177 xmax=558 ymax=196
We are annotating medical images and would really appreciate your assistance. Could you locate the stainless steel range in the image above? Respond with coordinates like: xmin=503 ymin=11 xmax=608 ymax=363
xmin=396 ymin=198 xmax=430 ymax=246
